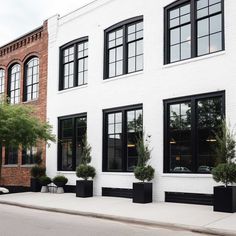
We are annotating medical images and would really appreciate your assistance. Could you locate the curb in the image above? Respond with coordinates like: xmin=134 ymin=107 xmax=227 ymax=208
xmin=0 ymin=200 xmax=235 ymax=236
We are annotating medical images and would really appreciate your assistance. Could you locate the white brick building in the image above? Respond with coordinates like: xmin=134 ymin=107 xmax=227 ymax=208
xmin=46 ymin=0 xmax=236 ymax=202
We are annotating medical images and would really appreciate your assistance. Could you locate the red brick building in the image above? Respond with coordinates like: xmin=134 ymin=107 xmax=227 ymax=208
xmin=0 ymin=21 xmax=48 ymax=188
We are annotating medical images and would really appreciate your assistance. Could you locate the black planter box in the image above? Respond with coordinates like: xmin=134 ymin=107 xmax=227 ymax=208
xmin=30 ymin=178 xmax=41 ymax=192
xmin=133 ymin=182 xmax=153 ymax=203
xmin=214 ymin=186 xmax=236 ymax=213
xmin=76 ymin=180 xmax=93 ymax=198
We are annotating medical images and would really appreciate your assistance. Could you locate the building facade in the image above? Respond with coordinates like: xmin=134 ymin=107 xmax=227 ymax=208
xmin=0 ymin=21 xmax=48 ymax=187
xmin=46 ymin=0 xmax=236 ymax=202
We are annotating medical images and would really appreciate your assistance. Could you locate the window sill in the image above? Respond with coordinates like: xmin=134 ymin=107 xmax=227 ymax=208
xmin=101 ymin=172 xmax=134 ymax=176
xmin=20 ymin=165 xmax=35 ymax=168
xmin=57 ymin=84 xmax=88 ymax=95
xmin=2 ymin=165 xmax=18 ymax=168
xmin=22 ymin=98 xmax=38 ymax=104
xmin=57 ymin=171 xmax=76 ymax=174
xmin=103 ymin=71 xmax=143 ymax=83
xmin=162 ymin=173 xmax=212 ymax=178
xmin=163 ymin=51 xmax=226 ymax=69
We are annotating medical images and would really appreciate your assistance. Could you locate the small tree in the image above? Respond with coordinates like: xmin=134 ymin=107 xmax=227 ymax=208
xmin=212 ymin=120 xmax=236 ymax=187
xmin=76 ymin=135 xmax=96 ymax=180
xmin=0 ymin=99 xmax=55 ymax=181
xmin=134 ymin=134 xmax=155 ymax=182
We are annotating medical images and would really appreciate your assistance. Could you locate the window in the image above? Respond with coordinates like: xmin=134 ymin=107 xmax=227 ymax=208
xmin=24 ymin=57 xmax=39 ymax=101
xmin=9 ymin=64 xmax=21 ymax=104
xmin=5 ymin=146 xmax=18 ymax=165
xmin=164 ymin=91 xmax=225 ymax=173
xmin=22 ymin=147 xmax=39 ymax=165
xmin=104 ymin=16 xmax=143 ymax=79
xmin=58 ymin=114 xmax=87 ymax=171
xmin=0 ymin=69 xmax=5 ymax=96
xmin=103 ymin=105 xmax=143 ymax=172
xmin=59 ymin=37 xmax=88 ymax=90
xmin=164 ymin=0 xmax=224 ymax=64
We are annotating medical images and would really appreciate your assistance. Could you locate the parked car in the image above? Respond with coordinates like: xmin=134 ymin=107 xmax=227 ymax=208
xmin=172 ymin=166 xmax=191 ymax=173
xmin=197 ymin=165 xmax=211 ymax=173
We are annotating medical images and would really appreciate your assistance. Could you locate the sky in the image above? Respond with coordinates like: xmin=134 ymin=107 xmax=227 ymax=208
xmin=0 ymin=0 xmax=94 ymax=46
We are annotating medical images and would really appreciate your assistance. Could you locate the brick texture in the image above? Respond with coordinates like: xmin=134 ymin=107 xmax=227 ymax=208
xmin=0 ymin=21 xmax=48 ymax=187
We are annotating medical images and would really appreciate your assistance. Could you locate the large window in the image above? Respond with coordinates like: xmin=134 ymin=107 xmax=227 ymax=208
xmin=5 ymin=146 xmax=18 ymax=165
xmin=9 ymin=64 xmax=21 ymax=104
xmin=103 ymin=105 xmax=143 ymax=172
xmin=164 ymin=91 xmax=225 ymax=173
xmin=58 ymin=114 xmax=87 ymax=171
xmin=104 ymin=16 xmax=143 ymax=79
xmin=59 ymin=38 xmax=88 ymax=90
xmin=24 ymin=57 xmax=39 ymax=101
xmin=0 ymin=69 xmax=5 ymax=96
xmin=22 ymin=147 xmax=39 ymax=165
xmin=164 ymin=0 xmax=224 ymax=64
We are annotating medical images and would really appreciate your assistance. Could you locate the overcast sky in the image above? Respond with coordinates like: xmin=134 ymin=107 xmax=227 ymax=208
xmin=0 ymin=0 xmax=94 ymax=46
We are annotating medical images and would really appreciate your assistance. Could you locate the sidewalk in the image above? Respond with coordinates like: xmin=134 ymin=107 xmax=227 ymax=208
xmin=0 ymin=192 xmax=235 ymax=236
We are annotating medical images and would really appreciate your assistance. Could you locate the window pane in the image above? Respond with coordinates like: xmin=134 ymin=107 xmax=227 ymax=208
xmin=181 ymin=24 xmax=191 ymax=42
xmin=170 ymin=45 xmax=180 ymax=62
xmin=116 ymin=61 xmax=123 ymax=76
xmin=170 ymin=8 xmax=179 ymax=19
xmin=209 ymin=3 xmax=221 ymax=14
xmin=181 ymin=42 xmax=191 ymax=60
xmin=136 ymin=55 xmax=143 ymax=71
xmin=109 ymin=63 xmax=116 ymax=77
xmin=197 ymin=8 xmax=208 ymax=18
xmin=128 ymin=57 xmax=135 ymax=73
xmin=170 ymin=28 xmax=180 ymax=45
xmin=197 ymin=0 xmax=208 ymax=9
xmin=210 ymin=14 xmax=222 ymax=34
xmin=198 ymin=19 xmax=209 ymax=37
xmin=210 ymin=32 xmax=222 ymax=52
xmin=198 ymin=36 xmax=209 ymax=56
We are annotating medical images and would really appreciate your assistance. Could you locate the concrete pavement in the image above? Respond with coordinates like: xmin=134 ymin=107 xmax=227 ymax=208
xmin=0 ymin=192 xmax=235 ymax=236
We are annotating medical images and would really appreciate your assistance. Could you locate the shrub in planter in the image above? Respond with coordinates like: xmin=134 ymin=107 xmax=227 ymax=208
xmin=53 ymin=175 xmax=68 ymax=194
xmin=30 ymin=165 xmax=46 ymax=192
xmin=212 ymin=120 xmax=236 ymax=213
xmin=76 ymin=135 xmax=96 ymax=197
xmin=133 ymin=134 xmax=155 ymax=204
xmin=39 ymin=176 xmax=52 ymax=193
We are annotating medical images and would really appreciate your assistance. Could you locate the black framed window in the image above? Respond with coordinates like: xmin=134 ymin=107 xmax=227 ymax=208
xmin=164 ymin=91 xmax=225 ymax=173
xmin=22 ymin=147 xmax=38 ymax=165
xmin=103 ymin=104 xmax=143 ymax=172
xmin=58 ymin=114 xmax=87 ymax=171
xmin=9 ymin=64 xmax=21 ymax=104
xmin=104 ymin=16 xmax=143 ymax=79
xmin=164 ymin=0 xmax=224 ymax=64
xmin=5 ymin=146 xmax=18 ymax=165
xmin=59 ymin=38 xmax=88 ymax=90
xmin=24 ymin=57 xmax=39 ymax=101
xmin=0 ymin=69 xmax=5 ymax=96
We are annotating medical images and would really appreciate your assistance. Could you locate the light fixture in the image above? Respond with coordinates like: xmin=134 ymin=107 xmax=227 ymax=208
xmin=206 ymin=135 xmax=217 ymax=142
xmin=170 ymin=138 xmax=176 ymax=144
xmin=127 ymin=144 xmax=135 ymax=147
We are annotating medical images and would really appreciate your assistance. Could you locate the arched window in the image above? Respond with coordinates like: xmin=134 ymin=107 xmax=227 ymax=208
xmin=9 ymin=64 xmax=20 ymax=104
xmin=24 ymin=57 xmax=39 ymax=101
xmin=0 ymin=69 xmax=5 ymax=96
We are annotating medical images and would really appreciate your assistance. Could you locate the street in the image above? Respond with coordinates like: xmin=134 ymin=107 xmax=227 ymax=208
xmin=0 ymin=204 xmax=210 ymax=236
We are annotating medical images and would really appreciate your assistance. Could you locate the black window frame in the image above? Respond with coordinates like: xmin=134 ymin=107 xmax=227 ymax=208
xmin=8 ymin=63 xmax=21 ymax=104
xmin=0 ymin=68 xmax=5 ymax=96
xmin=23 ymin=57 xmax=39 ymax=102
xmin=22 ymin=146 xmax=39 ymax=165
xmin=102 ymin=104 xmax=143 ymax=172
xmin=59 ymin=37 xmax=88 ymax=91
xmin=104 ymin=15 xmax=143 ymax=80
xmin=5 ymin=145 xmax=18 ymax=165
xmin=58 ymin=113 xmax=87 ymax=171
xmin=163 ymin=90 xmax=225 ymax=174
xmin=164 ymin=0 xmax=225 ymax=64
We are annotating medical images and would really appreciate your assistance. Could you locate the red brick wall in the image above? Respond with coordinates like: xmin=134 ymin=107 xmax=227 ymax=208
xmin=0 ymin=21 xmax=48 ymax=187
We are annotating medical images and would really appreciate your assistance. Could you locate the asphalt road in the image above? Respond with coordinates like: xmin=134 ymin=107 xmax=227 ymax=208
xmin=0 ymin=204 xmax=210 ymax=236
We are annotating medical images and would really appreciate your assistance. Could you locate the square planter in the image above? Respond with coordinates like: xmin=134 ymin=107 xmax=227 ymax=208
xmin=214 ymin=186 xmax=236 ymax=213
xmin=76 ymin=180 xmax=93 ymax=198
xmin=30 ymin=178 xmax=41 ymax=192
xmin=133 ymin=182 xmax=152 ymax=203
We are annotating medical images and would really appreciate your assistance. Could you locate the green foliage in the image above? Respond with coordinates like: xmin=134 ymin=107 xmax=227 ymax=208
xmin=76 ymin=134 xmax=96 ymax=180
xmin=214 ymin=120 xmax=236 ymax=164
xmin=30 ymin=165 xmax=46 ymax=179
xmin=76 ymin=164 xmax=96 ymax=180
xmin=212 ymin=120 xmax=236 ymax=187
xmin=134 ymin=165 xmax=155 ymax=182
xmin=53 ymin=175 xmax=68 ymax=187
xmin=39 ymin=176 xmax=52 ymax=186
xmin=80 ymin=134 xmax=92 ymax=165
xmin=0 ymin=98 xmax=55 ymax=180
xmin=212 ymin=163 xmax=236 ymax=187
xmin=134 ymin=134 xmax=155 ymax=182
